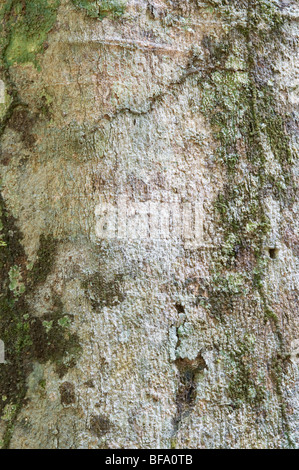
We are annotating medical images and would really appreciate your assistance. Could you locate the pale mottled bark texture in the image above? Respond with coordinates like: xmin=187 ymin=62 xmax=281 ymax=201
xmin=0 ymin=0 xmax=298 ymax=449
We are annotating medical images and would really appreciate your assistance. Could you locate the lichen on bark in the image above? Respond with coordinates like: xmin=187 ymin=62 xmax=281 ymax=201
xmin=0 ymin=0 xmax=298 ymax=449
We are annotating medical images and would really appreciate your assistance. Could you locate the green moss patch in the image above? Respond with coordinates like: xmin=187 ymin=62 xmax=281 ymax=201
xmin=226 ymin=336 xmax=266 ymax=408
xmin=0 ymin=195 xmax=81 ymax=448
xmin=72 ymin=0 xmax=126 ymax=20
xmin=1 ymin=0 xmax=60 ymax=67
xmin=198 ymin=0 xmax=295 ymax=446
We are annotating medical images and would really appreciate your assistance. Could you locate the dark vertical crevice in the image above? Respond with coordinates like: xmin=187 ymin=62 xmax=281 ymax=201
xmin=172 ymin=353 xmax=207 ymax=440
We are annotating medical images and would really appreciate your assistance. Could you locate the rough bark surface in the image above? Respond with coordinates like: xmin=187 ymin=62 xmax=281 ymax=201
xmin=0 ymin=0 xmax=298 ymax=449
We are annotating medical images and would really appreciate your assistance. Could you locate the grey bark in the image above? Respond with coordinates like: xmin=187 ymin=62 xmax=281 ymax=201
xmin=0 ymin=0 xmax=298 ymax=449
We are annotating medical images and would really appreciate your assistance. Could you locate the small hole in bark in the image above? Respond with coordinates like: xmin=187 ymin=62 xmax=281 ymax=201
xmin=268 ymin=248 xmax=278 ymax=259
xmin=175 ymin=303 xmax=185 ymax=313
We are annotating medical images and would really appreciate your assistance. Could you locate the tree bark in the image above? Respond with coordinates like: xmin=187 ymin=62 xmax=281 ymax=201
xmin=0 ymin=0 xmax=298 ymax=449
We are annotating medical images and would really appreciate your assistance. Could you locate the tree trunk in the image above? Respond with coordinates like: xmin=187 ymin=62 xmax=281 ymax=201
xmin=0 ymin=0 xmax=298 ymax=449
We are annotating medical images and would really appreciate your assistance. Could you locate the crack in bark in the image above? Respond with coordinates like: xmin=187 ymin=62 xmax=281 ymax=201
xmin=103 ymin=64 xmax=247 ymax=123
xmin=172 ymin=353 xmax=207 ymax=441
